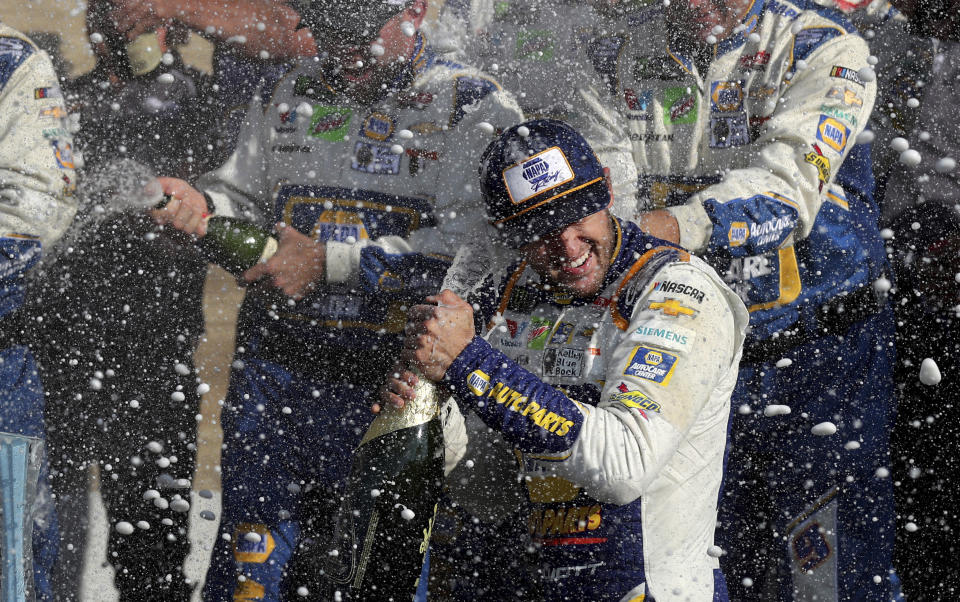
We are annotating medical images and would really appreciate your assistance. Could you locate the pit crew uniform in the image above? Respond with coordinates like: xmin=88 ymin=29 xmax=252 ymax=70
xmin=432 ymin=0 xmax=641 ymax=218
xmin=197 ymin=32 xmax=522 ymax=600
xmin=576 ymin=1 xmax=897 ymax=599
xmin=442 ymin=217 xmax=747 ymax=601
xmin=0 ymin=23 xmax=77 ymax=599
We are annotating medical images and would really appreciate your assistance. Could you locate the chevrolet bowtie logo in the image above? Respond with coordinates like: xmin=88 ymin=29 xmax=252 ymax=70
xmin=648 ymin=299 xmax=696 ymax=317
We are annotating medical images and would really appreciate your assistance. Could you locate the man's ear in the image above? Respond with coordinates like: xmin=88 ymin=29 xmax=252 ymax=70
xmin=603 ymin=167 xmax=614 ymax=205
xmin=407 ymin=0 xmax=429 ymax=27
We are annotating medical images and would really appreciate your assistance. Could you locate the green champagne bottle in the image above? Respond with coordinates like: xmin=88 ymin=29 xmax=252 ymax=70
xmin=322 ymin=374 xmax=445 ymax=601
xmin=199 ymin=216 xmax=278 ymax=277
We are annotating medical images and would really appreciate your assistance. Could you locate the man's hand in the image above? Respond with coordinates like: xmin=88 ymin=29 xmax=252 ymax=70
xmin=636 ymin=209 xmax=680 ymax=244
xmin=375 ymin=365 xmax=419 ymax=413
xmin=243 ymin=223 xmax=325 ymax=299
xmin=400 ymin=290 xmax=476 ymax=382
xmin=149 ymin=177 xmax=209 ymax=236
xmin=110 ymin=0 xmax=177 ymax=39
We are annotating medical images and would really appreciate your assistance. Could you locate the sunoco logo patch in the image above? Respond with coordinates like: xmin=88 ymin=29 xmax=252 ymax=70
xmin=503 ymin=147 xmax=574 ymax=204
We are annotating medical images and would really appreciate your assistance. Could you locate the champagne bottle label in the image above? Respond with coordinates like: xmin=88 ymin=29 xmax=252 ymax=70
xmin=126 ymin=32 xmax=163 ymax=77
xmin=359 ymin=370 xmax=438 ymax=448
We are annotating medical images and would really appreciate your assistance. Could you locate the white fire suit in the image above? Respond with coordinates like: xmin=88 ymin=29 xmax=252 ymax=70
xmin=0 ymin=22 xmax=77 ymax=600
xmin=575 ymin=2 xmax=899 ymax=600
xmin=443 ymin=218 xmax=748 ymax=601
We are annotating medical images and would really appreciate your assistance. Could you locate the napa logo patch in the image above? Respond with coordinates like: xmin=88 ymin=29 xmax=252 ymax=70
xmin=51 ymin=139 xmax=74 ymax=169
xmin=504 ymin=147 xmax=574 ymax=204
xmin=362 ymin=112 xmax=395 ymax=141
xmin=710 ymin=81 xmax=743 ymax=113
xmin=233 ymin=523 xmax=275 ymax=563
xmin=549 ymin=322 xmax=575 ymax=345
xmin=623 ymin=346 xmax=679 ymax=385
xmin=467 ymin=370 xmax=490 ymax=396
xmin=312 ymin=210 xmax=369 ymax=243
xmin=729 ymin=221 xmax=749 ymax=246
xmin=816 ymin=116 xmax=849 ymax=153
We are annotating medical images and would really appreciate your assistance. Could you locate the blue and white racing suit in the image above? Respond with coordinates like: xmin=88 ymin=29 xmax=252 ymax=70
xmin=0 ymin=22 xmax=77 ymax=600
xmin=576 ymin=1 xmax=897 ymax=599
xmin=197 ymin=33 xmax=522 ymax=600
xmin=442 ymin=218 xmax=747 ymax=600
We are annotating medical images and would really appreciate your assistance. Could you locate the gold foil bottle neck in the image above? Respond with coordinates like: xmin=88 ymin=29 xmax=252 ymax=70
xmin=126 ymin=32 xmax=163 ymax=77
xmin=360 ymin=369 xmax=439 ymax=448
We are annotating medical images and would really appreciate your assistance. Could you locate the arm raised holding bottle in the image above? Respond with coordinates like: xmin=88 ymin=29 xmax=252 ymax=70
xmin=150 ymin=176 xmax=325 ymax=299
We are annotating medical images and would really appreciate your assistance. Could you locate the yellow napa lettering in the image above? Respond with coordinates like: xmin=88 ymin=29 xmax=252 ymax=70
xmin=587 ymin=505 xmax=602 ymax=530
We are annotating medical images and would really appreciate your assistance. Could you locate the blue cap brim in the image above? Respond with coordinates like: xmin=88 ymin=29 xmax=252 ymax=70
xmin=493 ymin=178 xmax=610 ymax=248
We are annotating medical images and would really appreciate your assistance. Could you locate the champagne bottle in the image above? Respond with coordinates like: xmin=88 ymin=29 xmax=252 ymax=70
xmin=199 ymin=216 xmax=278 ymax=277
xmin=322 ymin=373 xmax=445 ymax=601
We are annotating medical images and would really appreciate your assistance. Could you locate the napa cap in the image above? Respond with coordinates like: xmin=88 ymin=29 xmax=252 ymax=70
xmin=479 ymin=119 xmax=610 ymax=248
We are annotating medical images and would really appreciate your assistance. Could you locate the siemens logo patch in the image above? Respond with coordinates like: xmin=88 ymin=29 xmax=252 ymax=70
xmin=650 ymin=280 xmax=705 ymax=302
xmin=634 ymin=325 xmax=688 ymax=345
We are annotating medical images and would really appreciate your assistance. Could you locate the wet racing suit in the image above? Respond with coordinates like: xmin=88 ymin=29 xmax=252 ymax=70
xmin=576 ymin=1 xmax=897 ymax=599
xmin=443 ymin=218 xmax=748 ymax=601
xmin=197 ymin=32 xmax=522 ymax=600
xmin=0 ymin=23 xmax=77 ymax=599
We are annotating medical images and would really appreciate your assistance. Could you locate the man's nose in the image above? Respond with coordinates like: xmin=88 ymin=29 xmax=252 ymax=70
xmin=551 ymin=226 xmax=581 ymax=259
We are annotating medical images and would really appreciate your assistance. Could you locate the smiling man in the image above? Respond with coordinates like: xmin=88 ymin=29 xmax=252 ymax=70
xmin=384 ymin=119 xmax=749 ymax=601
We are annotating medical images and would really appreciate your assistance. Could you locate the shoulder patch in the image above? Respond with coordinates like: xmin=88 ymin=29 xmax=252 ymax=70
xmin=0 ymin=37 xmax=34 ymax=89
xmin=623 ymin=346 xmax=679 ymax=385
xmin=451 ymin=75 xmax=500 ymax=126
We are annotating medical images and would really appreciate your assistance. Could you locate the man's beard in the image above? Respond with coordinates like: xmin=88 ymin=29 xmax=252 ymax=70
xmin=322 ymin=55 xmax=407 ymax=103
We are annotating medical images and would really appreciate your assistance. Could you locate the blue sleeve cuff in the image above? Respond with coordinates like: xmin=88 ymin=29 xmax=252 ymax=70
xmin=445 ymin=336 xmax=583 ymax=453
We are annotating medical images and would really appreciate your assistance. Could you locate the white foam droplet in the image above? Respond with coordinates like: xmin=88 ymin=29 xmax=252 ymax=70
xmin=477 ymin=121 xmax=494 ymax=134
xmin=811 ymin=421 xmax=837 ymax=436
xmin=876 ymin=466 xmax=890 ymax=478
xmin=297 ymin=586 xmax=310 ymax=597
xmin=171 ymin=391 xmax=186 ymax=402
xmin=128 ymin=399 xmax=140 ymax=409
xmin=856 ymin=130 xmax=875 ymax=144
xmin=390 ymin=144 xmax=404 ymax=155
xmin=369 ymin=43 xmax=385 ymax=57
xmin=174 ymin=363 xmax=190 ymax=376
xmin=935 ymin=157 xmax=956 ymax=173
xmin=465 ymin=459 xmax=475 ymax=468
xmin=775 ymin=357 xmax=793 ymax=368
xmin=844 ymin=440 xmax=861 ymax=450
xmin=244 ymin=532 xmax=262 ymax=543
xmin=196 ymin=383 xmax=211 ymax=395
xmin=890 ymin=137 xmax=910 ymax=153
xmin=198 ymin=489 xmax=214 ymax=499
xmin=171 ymin=498 xmax=190 ymax=513
xmin=707 ymin=545 xmax=724 ymax=558
xmin=400 ymin=507 xmax=415 ymax=520
xmin=156 ymin=72 xmax=175 ymax=84
xmin=398 ymin=129 xmax=413 ymax=139
xmin=146 ymin=441 xmax=163 ymax=454
xmin=905 ymin=522 xmax=918 ymax=532
xmin=873 ymin=277 xmax=892 ymax=293
xmin=296 ymin=102 xmax=313 ymax=116
xmin=906 ymin=97 xmax=920 ymax=108
xmin=90 ymin=32 xmax=104 ymax=44
xmin=143 ymin=489 xmax=160 ymax=501
xmin=748 ymin=32 xmax=761 ymax=43
xmin=517 ymin=126 xmax=530 ymax=137
xmin=742 ymin=577 xmax=755 ymax=587
xmin=880 ymin=228 xmax=894 ymax=240
xmin=919 ymin=358 xmax=942 ymax=386
xmin=737 ymin=404 xmax=753 ymax=415
xmin=200 ymin=510 xmax=217 ymax=521
xmin=401 ymin=21 xmax=416 ymax=37
xmin=282 ymin=406 xmax=292 ymax=415
xmin=857 ymin=67 xmax=876 ymax=82
xmin=763 ymin=404 xmax=792 ymax=417
xmin=89 ymin=378 xmax=102 ymax=391
xmin=899 ymin=149 xmax=922 ymax=167
xmin=115 ymin=521 xmax=135 ymax=535
xmin=136 ymin=521 xmax=150 ymax=530
xmin=370 ymin=489 xmax=381 ymax=498
xmin=705 ymin=35 xmax=718 ymax=44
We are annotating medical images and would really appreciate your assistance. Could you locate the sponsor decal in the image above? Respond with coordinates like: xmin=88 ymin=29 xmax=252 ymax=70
xmin=34 ymin=86 xmax=60 ymax=99
xmin=51 ymin=139 xmax=74 ymax=169
xmin=362 ymin=112 xmax=395 ymax=141
xmin=592 ymin=296 xmax=611 ymax=308
xmin=576 ymin=325 xmax=596 ymax=339
xmin=467 ymin=369 xmax=490 ymax=396
xmin=767 ymin=0 xmax=800 ymax=18
xmin=351 ymin=141 xmax=401 ymax=175
xmin=528 ymin=504 xmax=602 ymax=537
xmin=543 ymin=347 xmax=584 ymax=378
xmin=396 ymin=90 xmax=434 ymax=109
xmin=825 ymin=86 xmax=863 ymax=107
xmin=485 ymin=381 xmax=576 ymax=436
xmin=710 ymin=81 xmax=743 ymax=113
xmin=729 ymin=221 xmax=749 ymax=247
xmin=623 ymin=346 xmax=679 ymax=385
xmin=818 ymin=104 xmax=858 ymax=127
xmin=233 ymin=523 xmax=276 ymax=563
xmin=233 ymin=579 xmax=265 ymax=601
xmin=503 ymin=147 xmax=574 ymax=203
xmin=610 ymin=383 xmax=662 ymax=414
xmin=748 ymin=86 xmax=777 ymax=100
xmin=552 ymin=290 xmax=574 ymax=305
xmin=816 ymin=115 xmax=850 ymax=153
xmin=792 ymin=520 xmax=832 ymax=572
xmin=506 ymin=319 xmax=526 ymax=339
xmin=408 ymin=121 xmax=442 ymax=135
xmin=650 ymin=280 xmax=706 ymax=302
xmin=664 ymin=87 xmax=698 ymax=125
xmin=39 ymin=106 xmax=67 ymax=120
xmin=405 ymin=148 xmax=439 ymax=176
xmin=308 ymin=106 xmax=352 ymax=141
xmin=312 ymin=210 xmax=370 ymax=243
xmin=452 ymin=76 xmax=498 ymax=125
xmin=740 ymin=51 xmax=770 ymax=70
xmin=516 ymin=29 xmax=555 ymax=61
xmin=804 ymin=149 xmax=831 ymax=190
xmin=549 ymin=322 xmax=575 ymax=345
xmin=829 ymin=65 xmax=864 ymax=87
xmin=527 ymin=317 xmax=555 ymax=350
xmin=630 ymin=132 xmax=675 ymax=143
xmin=631 ymin=321 xmax=695 ymax=352
xmin=647 ymin=298 xmax=697 ymax=317
xmin=508 ymin=286 xmax=538 ymax=312
xmin=624 ymin=88 xmax=653 ymax=120
xmin=271 ymin=144 xmax=311 ymax=153
xmin=709 ymin=112 xmax=750 ymax=148
xmin=749 ymin=215 xmax=796 ymax=247
xmin=41 ymin=127 xmax=68 ymax=140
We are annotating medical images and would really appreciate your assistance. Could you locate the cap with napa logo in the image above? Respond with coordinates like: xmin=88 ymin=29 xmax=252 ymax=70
xmin=478 ymin=119 xmax=610 ymax=248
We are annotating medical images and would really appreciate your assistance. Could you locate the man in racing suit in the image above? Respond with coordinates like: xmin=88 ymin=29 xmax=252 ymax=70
xmin=383 ymin=119 xmax=748 ymax=601
xmin=150 ymin=0 xmax=522 ymax=598
xmin=0 ymin=22 xmax=77 ymax=599
xmin=575 ymin=0 xmax=897 ymax=599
